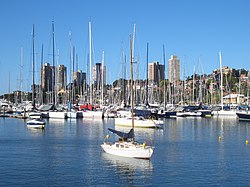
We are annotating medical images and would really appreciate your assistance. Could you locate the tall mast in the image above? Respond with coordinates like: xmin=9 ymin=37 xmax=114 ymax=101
xmin=239 ymin=69 xmax=241 ymax=94
xmin=146 ymin=43 xmax=149 ymax=106
xmin=69 ymin=31 xmax=72 ymax=106
xmin=132 ymin=24 xmax=136 ymax=106
xmin=32 ymin=24 xmax=35 ymax=108
xmin=101 ymin=50 xmax=105 ymax=106
xmin=130 ymin=35 xmax=134 ymax=130
xmin=20 ymin=47 xmax=24 ymax=103
xmin=52 ymin=20 xmax=56 ymax=107
xmin=122 ymin=48 xmax=126 ymax=105
xmin=72 ymin=46 xmax=75 ymax=104
xmin=163 ymin=44 xmax=166 ymax=111
xmin=192 ymin=65 xmax=196 ymax=104
xmin=40 ymin=44 xmax=43 ymax=105
xmin=219 ymin=51 xmax=223 ymax=108
xmin=86 ymin=54 xmax=89 ymax=103
xmin=89 ymin=21 xmax=93 ymax=104
xmin=132 ymin=24 xmax=136 ymax=62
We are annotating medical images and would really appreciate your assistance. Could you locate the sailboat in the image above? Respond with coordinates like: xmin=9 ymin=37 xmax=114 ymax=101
xmin=81 ymin=21 xmax=104 ymax=119
xmin=46 ymin=20 xmax=68 ymax=119
xmin=212 ymin=51 xmax=236 ymax=117
xmin=101 ymin=33 xmax=154 ymax=159
xmin=236 ymin=71 xmax=250 ymax=121
xmin=114 ymin=30 xmax=163 ymax=128
xmin=26 ymin=24 xmax=46 ymax=129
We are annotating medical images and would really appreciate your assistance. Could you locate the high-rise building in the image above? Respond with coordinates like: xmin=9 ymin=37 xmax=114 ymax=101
xmin=41 ymin=63 xmax=53 ymax=92
xmin=73 ymin=70 xmax=86 ymax=87
xmin=57 ymin=65 xmax=67 ymax=92
xmin=148 ymin=61 xmax=165 ymax=85
xmin=168 ymin=55 xmax=180 ymax=83
xmin=92 ymin=63 xmax=106 ymax=90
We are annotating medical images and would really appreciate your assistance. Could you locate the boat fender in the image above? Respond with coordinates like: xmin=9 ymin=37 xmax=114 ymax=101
xmin=106 ymin=134 xmax=110 ymax=139
xmin=218 ymin=136 xmax=222 ymax=141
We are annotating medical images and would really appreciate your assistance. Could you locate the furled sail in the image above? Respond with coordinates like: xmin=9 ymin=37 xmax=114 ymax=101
xmin=108 ymin=128 xmax=134 ymax=140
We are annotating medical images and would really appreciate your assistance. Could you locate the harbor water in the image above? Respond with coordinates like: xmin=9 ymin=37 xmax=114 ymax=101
xmin=1 ymin=117 xmax=250 ymax=186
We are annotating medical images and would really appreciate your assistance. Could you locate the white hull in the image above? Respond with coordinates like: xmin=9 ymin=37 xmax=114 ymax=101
xmin=27 ymin=112 xmax=42 ymax=119
xmin=176 ymin=111 xmax=202 ymax=117
xmin=117 ymin=110 xmax=131 ymax=118
xmin=101 ymin=141 xmax=154 ymax=159
xmin=44 ymin=111 xmax=68 ymax=119
xmin=115 ymin=117 xmax=163 ymax=128
xmin=27 ymin=119 xmax=45 ymax=129
xmin=82 ymin=110 xmax=104 ymax=119
xmin=212 ymin=110 xmax=236 ymax=117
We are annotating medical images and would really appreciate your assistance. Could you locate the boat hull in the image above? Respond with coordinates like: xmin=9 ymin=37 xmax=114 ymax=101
xmin=27 ymin=112 xmax=42 ymax=119
xmin=42 ymin=111 xmax=68 ymax=119
xmin=115 ymin=117 xmax=163 ymax=128
xmin=101 ymin=142 xmax=154 ymax=159
xmin=212 ymin=110 xmax=236 ymax=117
xmin=27 ymin=119 xmax=45 ymax=129
xmin=236 ymin=112 xmax=250 ymax=121
xmin=82 ymin=110 xmax=104 ymax=119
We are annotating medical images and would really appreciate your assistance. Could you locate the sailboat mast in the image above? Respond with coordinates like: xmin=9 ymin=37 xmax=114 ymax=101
xmin=32 ymin=24 xmax=35 ymax=108
xmin=219 ymin=51 xmax=223 ymax=108
xmin=72 ymin=46 xmax=75 ymax=104
xmin=52 ymin=20 xmax=56 ymax=107
xmin=163 ymin=45 xmax=166 ymax=110
xmin=121 ymin=48 xmax=126 ymax=105
xmin=40 ymin=44 xmax=43 ymax=105
xmin=89 ymin=22 xmax=93 ymax=104
xmin=20 ymin=47 xmax=24 ymax=103
xmin=192 ymin=65 xmax=195 ymax=104
xmin=69 ymin=31 xmax=72 ymax=106
xmin=101 ymin=50 xmax=105 ymax=106
xmin=146 ymin=43 xmax=149 ymax=106
xmin=130 ymin=35 xmax=134 ymax=129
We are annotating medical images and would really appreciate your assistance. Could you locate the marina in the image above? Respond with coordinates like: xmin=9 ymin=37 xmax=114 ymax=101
xmin=0 ymin=1 xmax=250 ymax=186
xmin=1 ymin=117 xmax=250 ymax=186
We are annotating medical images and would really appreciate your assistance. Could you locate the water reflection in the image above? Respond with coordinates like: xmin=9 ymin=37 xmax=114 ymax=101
xmin=48 ymin=118 xmax=67 ymax=125
xmin=102 ymin=153 xmax=153 ymax=185
xmin=27 ymin=127 xmax=45 ymax=137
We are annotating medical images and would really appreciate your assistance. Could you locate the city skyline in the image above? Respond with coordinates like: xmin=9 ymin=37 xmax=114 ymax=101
xmin=0 ymin=0 xmax=250 ymax=95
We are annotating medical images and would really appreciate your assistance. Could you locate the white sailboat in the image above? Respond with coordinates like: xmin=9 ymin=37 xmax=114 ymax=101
xmin=212 ymin=51 xmax=236 ymax=117
xmin=26 ymin=24 xmax=46 ymax=129
xmin=80 ymin=22 xmax=104 ymax=119
xmin=115 ymin=116 xmax=163 ymax=128
xmin=101 ymin=30 xmax=155 ymax=159
xmin=47 ymin=21 xmax=68 ymax=119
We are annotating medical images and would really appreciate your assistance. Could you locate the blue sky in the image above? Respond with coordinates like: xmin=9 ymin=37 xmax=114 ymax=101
xmin=0 ymin=0 xmax=250 ymax=95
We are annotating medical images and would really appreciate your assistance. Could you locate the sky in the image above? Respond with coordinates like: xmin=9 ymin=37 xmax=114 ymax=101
xmin=0 ymin=0 xmax=250 ymax=95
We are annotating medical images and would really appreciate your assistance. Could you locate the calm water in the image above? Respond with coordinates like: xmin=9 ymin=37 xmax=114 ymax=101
xmin=1 ymin=117 xmax=250 ymax=186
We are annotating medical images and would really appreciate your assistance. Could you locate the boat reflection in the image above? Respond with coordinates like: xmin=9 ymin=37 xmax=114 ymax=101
xmin=48 ymin=118 xmax=67 ymax=125
xmin=102 ymin=153 xmax=153 ymax=183
xmin=27 ymin=126 xmax=45 ymax=137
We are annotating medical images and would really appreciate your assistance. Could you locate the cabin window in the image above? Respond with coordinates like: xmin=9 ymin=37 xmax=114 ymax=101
xmin=116 ymin=144 xmax=119 ymax=148
xmin=120 ymin=145 xmax=124 ymax=148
